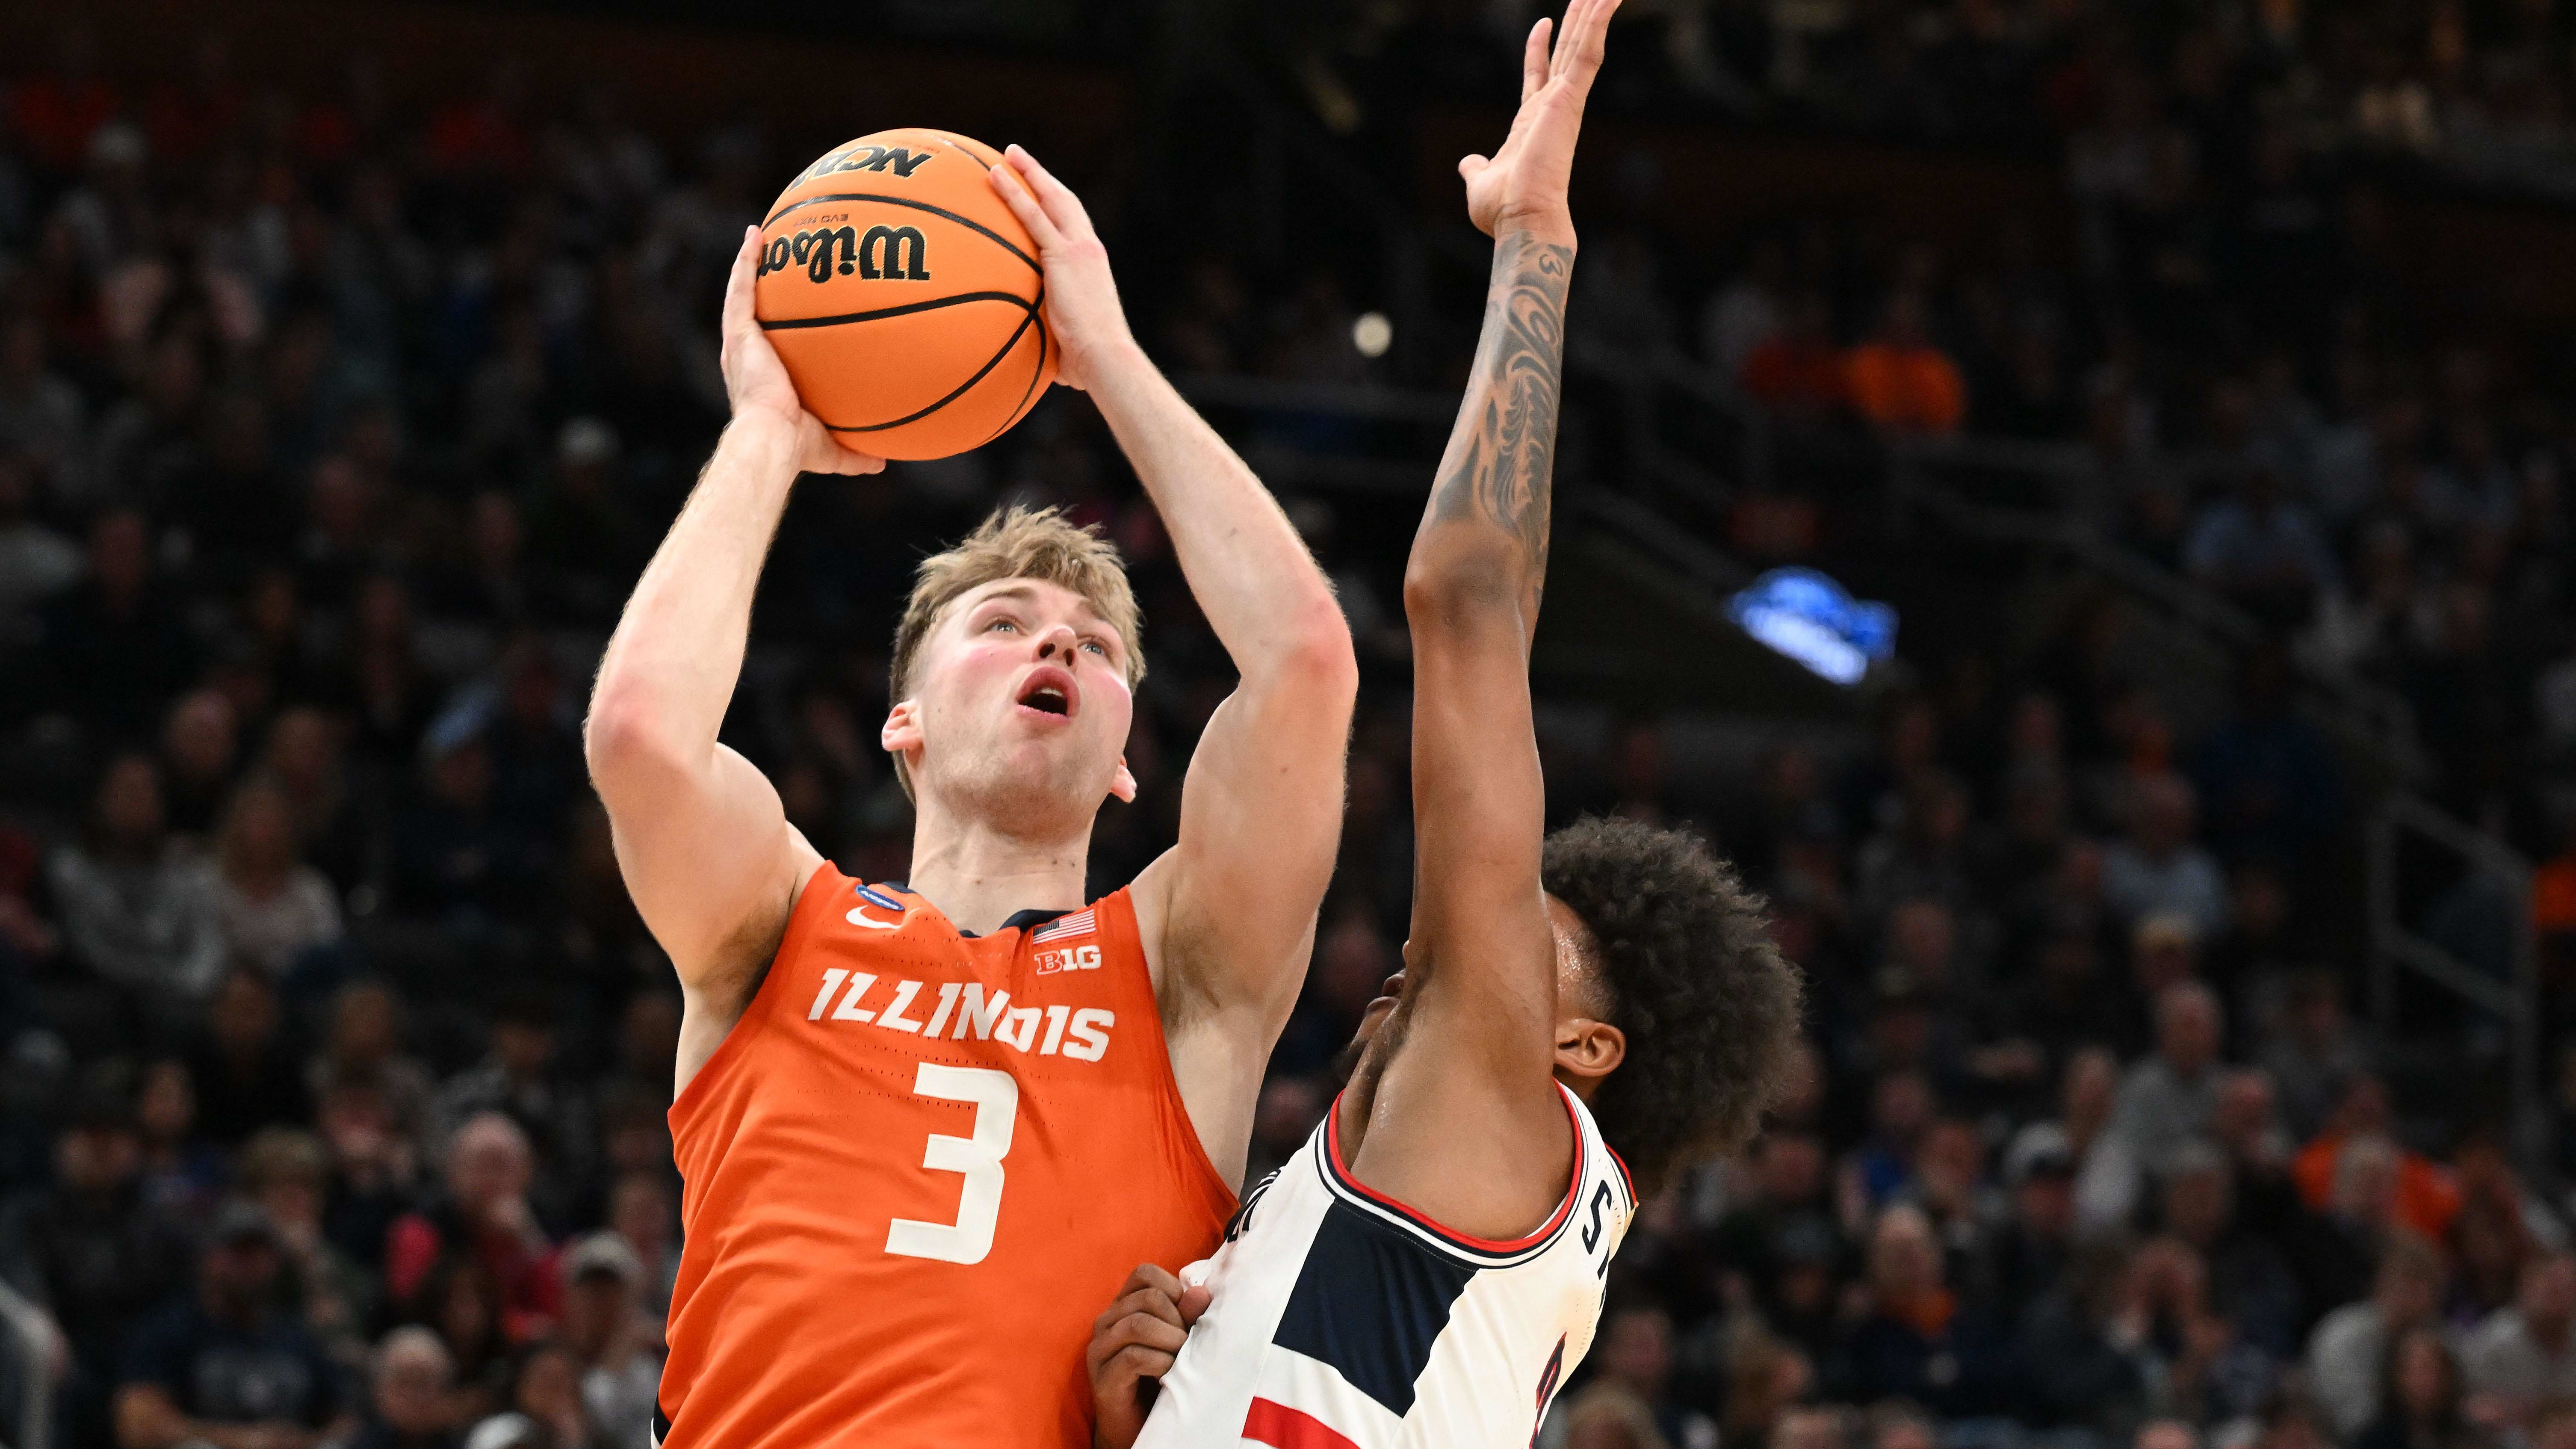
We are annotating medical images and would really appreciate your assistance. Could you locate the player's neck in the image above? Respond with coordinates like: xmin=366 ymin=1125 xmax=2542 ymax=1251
xmin=904 ymin=798 xmax=1091 ymax=936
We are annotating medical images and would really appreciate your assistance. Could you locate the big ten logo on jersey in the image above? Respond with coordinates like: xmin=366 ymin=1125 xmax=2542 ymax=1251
xmin=804 ymin=968 xmax=1115 ymax=1062
xmin=800 ymin=143 xmax=936 ymax=183
xmin=1033 ymin=943 xmax=1101 ymax=976
xmin=758 ymin=225 xmax=931 ymax=284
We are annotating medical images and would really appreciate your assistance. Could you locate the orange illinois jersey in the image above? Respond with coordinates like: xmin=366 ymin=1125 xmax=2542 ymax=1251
xmin=659 ymin=863 xmax=1236 ymax=1449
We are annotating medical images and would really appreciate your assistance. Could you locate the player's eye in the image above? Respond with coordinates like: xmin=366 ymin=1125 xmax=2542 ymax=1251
xmin=985 ymin=617 xmax=1017 ymax=633
xmin=1081 ymin=639 xmax=1108 ymax=656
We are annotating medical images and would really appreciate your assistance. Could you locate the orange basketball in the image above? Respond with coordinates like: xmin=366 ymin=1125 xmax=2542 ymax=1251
xmin=754 ymin=129 xmax=1056 ymax=461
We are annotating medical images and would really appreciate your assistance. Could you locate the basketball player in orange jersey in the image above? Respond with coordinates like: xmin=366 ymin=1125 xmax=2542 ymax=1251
xmin=1085 ymin=3 xmax=1804 ymax=1443
xmin=582 ymin=146 xmax=1358 ymax=1446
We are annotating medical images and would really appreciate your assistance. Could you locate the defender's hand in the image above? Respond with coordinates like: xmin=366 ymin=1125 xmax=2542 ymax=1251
xmin=1458 ymin=0 xmax=1620 ymax=246
xmin=1087 ymin=1263 xmax=1213 ymax=1449
xmin=720 ymin=226 xmax=885 ymax=476
xmin=989 ymin=145 xmax=1138 ymax=393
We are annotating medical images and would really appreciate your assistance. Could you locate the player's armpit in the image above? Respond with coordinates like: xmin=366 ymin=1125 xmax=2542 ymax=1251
xmin=1129 ymin=601 xmax=1353 ymax=1178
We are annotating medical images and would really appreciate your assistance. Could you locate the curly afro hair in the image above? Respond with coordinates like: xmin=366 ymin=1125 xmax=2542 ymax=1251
xmin=1542 ymin=816 xmax=1804 ymax=1195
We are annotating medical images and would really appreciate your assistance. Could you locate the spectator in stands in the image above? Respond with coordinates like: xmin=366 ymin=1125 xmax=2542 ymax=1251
xmin=186 ymin=967 xmax=310 ymax=1147
xmin=1739 ymin=293 xmax=1849 ymax=421
xmin=0 ymin=449 xmax=79 ymax=620
xmin=316 ymin=1072 xmax=422 ymax=1279
xmin=1703 ymin=235 xmax=1788 ymax=379
xmin=158 ymin=690 xmax=239 ymax=841
xmin=2352 ymin=1325 xmax=2487 ymax=1449
xmin=36 ymin=508 xmax=199 ymax=742
xmin=2461 ymin=1251 xmax=2576 ymax=1420
xmin=351 ymin=1327 xmax=461 ymax=1449
xmin=1984 ymin=1125 xmax=2078 ymax=1325
xmin=1826 ymin=1204 xmax=2012 ymax=1415
xmin=1844 ymin=290 xmax=1966 ymax=436
xmin=113 ymin=1202 xmax=352 ymax=1449
xmin=310 ymin=980 xmax=435 ymax=1144
xmin=2295 ymin=1079 xmax=2460 ymax=1242
xmin=462 ymin=1340 xmax=594 ymax=1449
xmin=208 ymin=780 xmax=343 ymax=980
xmin=603 ymin=1173 xmax=677 ymax=1323
xmin=47 ymin=753 xmax=227 ymax=1021
xmin=2183 ymin=466 xmax=2340 ymax=627
xmin=386 ymin=1113 xmax=559 ymax=1342
xmin=1589 ymin=1305 xmax=1716 ymax=1449
xmin=402 ymin=1255 xmax=511 ymax=1425
xmin=0 ymin=1070 xmax=197 ymax=1449
xmin=2163 ymin=1138 xmax=2303 ymax=1358
xmin=389 ymin=710 xmax=546 ymax=925
xmin=2018 ymin=1236 xmax=2155 ymax=1441
xmin=238 ymin=1128 xmax=372 ymax=1359
xmin=2307 ymin=1234 xmax=2449 ymax=1441
xmin=2189 ymin=647 xmax=2343 ymax=870
xmin=431 ymin=991 xmax=593 ymax=1230
xmin=0 ymin=316 xmax=85 ymax=488
xmin=1900 ymin=1117 xmax=2002 ymax=1289
xmin=123 ymin=1056 xmax=213 ymax=1215
xmin=1770 ymin=1405 xmax=1849 ymax=1449
xmin=2100 ymin=773 xmax=2229 ymax=938
xmin=2103 ymin=982 xmax=2224 ymax=1182
xmin=257 ymin=707 xmax=366 ymax=895
xmin=555 ymin=1234 xmax=659 ymax=1449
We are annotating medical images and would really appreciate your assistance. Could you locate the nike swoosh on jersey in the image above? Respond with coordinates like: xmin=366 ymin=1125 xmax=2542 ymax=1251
xmin=845 ymin=909 xmax=904 ymax=930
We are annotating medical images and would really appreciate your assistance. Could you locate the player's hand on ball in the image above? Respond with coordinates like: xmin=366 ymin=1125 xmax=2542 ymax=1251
xmin=1458 ymin=0 xmax=1619 ymax=246
xmin=1086 ymin=1262 xmax=1211 ymax=1449
xmin=989 ymin=145 xmax=1135 ymax=392
xmin=720 ymin=226 xmax=885 ymax=476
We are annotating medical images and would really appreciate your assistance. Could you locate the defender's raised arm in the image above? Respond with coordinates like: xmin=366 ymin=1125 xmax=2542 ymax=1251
xmin=1343 ymin=0 xmax=1619 ymax=1243
xmin=583 ymin=230 xmax=880 ymax=1073
xmin=990 ymin=150 xmax=1359 ymax=1184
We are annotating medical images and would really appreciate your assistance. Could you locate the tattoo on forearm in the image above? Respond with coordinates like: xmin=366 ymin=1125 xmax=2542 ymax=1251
xmin=1429 ymin=234 xmax=1574 ymax=599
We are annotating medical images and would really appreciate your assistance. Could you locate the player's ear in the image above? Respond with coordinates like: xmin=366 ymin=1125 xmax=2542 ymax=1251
xmin=1109 ymin=754 xmax=1137 ymax=803
xmin=1554 ymin=1017 xmax=1625 ymax=1085
xmin=882 ymin=699 xmax=924 ymax=757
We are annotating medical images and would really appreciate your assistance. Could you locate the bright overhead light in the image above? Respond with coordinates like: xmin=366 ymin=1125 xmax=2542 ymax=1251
xmin=1352 ymin=312 xmax=1392 ymax=358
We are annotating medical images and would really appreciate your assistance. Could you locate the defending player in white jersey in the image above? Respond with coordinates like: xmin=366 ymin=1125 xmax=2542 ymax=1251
xmin=1084 ymin=2 xmax=1805 ymax=1444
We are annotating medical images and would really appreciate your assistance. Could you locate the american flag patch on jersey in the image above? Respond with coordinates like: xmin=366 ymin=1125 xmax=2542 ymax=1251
xmin=1030 ymin=910 xmax=1095 ymax=944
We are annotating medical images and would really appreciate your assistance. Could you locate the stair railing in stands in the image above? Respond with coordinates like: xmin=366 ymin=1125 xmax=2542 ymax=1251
xmin=2368 ymin=795 xmax=2543 ymax=1155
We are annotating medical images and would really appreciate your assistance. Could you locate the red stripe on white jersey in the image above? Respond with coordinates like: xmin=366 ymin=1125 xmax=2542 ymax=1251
xmin=1242 ymin=1399 xmax=1363 ymax=1449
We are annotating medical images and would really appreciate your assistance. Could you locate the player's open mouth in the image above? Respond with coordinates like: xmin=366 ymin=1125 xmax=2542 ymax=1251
xmin=1368 ymin=971 xmax=1405 ymax=1009
xmin=1015 ymin=665 xmax=1079 ymax=721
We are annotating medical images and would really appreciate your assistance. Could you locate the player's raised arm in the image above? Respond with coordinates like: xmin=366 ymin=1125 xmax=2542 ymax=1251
xmin=1344 ymin=0 xmax=1618 ymax=1238
xmin=585 ymin=229 xmax=882 ymax=1051
xmin=989 ymin=151 xmax=1359 ymax=1181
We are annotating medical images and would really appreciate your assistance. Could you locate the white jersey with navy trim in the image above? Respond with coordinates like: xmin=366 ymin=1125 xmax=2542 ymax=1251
xmin=1136 ymin=1082 xmax=1636 ymax=1449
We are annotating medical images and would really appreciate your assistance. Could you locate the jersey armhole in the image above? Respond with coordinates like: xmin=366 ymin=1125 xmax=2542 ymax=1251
xmin=1320 ymin=1083 xmax=1586 ymax=1263
xmin=668 ymin=858 xmax=842 ymax=1133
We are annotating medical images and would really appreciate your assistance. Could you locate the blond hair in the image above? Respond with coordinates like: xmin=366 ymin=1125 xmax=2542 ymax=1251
xmin=889 ymin=506 xmax=1145 ymax=796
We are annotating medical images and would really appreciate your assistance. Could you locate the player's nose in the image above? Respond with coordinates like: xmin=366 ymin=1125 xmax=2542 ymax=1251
xmin=1033 ymin=621 xmax=1081 ymax=659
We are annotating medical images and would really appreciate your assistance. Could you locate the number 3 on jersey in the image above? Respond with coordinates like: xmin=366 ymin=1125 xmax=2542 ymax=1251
xmin=885 ymin=1064 xmax=1017 ymax=1265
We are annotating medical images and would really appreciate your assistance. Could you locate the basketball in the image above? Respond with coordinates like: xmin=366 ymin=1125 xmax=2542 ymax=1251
xmin=754 ymin=128 xmax=1056 ymax=461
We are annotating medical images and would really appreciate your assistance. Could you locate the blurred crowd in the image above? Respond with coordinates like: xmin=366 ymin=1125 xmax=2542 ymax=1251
xmin=6 ymin=12 xmax=2576 ymax=1449
xmin=1318 ymin=0 xmax=2576 ymax=198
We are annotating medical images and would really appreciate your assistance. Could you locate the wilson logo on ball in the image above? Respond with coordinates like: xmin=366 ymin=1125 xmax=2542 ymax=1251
xmin=761 ymin=225 xmax=933 ymax=284
xmin=801 ymin=145 xmax=936 ymax=181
